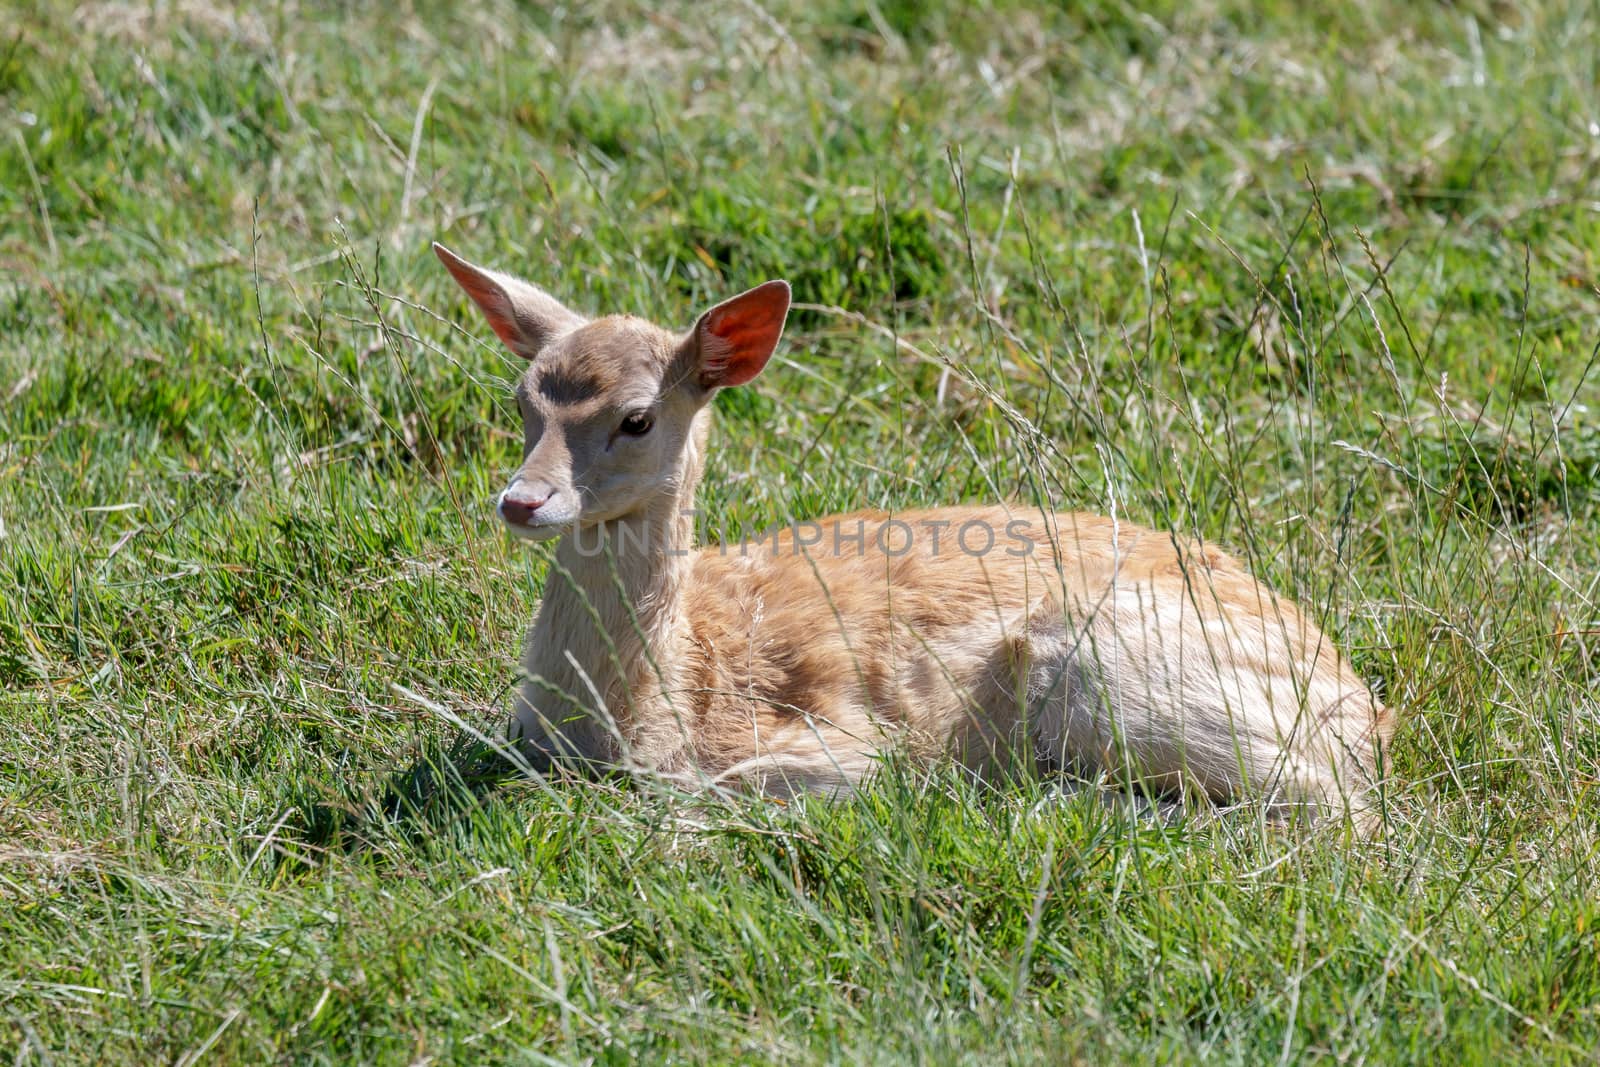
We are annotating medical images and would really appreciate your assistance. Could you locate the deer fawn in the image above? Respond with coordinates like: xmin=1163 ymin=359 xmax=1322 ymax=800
xmin=435 ymin=243 xmax=1393 ymax=823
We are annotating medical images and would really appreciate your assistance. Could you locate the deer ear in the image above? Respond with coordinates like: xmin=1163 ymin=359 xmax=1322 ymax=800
xmin=433 ymin=242 xmax=585 ymax=360
xmin=690 ymin=280 xmax=791 ymax=388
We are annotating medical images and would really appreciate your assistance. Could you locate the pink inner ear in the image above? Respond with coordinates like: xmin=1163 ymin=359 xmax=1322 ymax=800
xmin=441 ymin=262 xmax=523 ymax=351
xmin=448 ymin=279 xmax=521 ymax=350
xmin=700 ymin=282 xmax=790 ymax=388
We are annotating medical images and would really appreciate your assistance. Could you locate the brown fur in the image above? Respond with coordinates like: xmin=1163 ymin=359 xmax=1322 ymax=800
xmin=435 ymin=243 xmax=1394 ymax=824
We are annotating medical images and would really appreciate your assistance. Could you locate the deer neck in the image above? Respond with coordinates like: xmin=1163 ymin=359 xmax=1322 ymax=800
xmin=526 ymin=434 xmax=705 ymax=762
xmin=550 ymin=491 xmax=697 ymax=697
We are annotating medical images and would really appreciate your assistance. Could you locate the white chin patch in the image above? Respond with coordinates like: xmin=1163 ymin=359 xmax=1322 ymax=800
xmin=503 ymin=517 xmax=572 ymax=542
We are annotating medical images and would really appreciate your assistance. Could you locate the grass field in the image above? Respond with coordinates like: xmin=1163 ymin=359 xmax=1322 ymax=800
xmin=4 ymin=0 xmax=1600 ymax=1062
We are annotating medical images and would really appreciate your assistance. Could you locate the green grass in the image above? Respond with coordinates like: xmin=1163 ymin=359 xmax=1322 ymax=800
xmin=3 ymin=0 xmax=1600 ymax=1061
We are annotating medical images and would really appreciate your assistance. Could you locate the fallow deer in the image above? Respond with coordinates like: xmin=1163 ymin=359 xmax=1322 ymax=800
xmin=434 ymin=242 xmax=1392 ymax=824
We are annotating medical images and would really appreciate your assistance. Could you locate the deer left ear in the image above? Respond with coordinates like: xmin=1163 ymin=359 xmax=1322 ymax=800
xmin=689 ymin=280 xmax=791 ymax=389
xmin=433 ymin=242 xmax=585 ymax=360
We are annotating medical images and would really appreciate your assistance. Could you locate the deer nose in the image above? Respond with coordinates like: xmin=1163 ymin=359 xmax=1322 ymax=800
xmin=499 ymin=489 xmax=550 ymax=526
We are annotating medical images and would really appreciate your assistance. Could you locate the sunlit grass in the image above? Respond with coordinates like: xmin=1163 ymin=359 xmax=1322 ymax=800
xmin=2 ymin=0 xmax=1598 ymax=1062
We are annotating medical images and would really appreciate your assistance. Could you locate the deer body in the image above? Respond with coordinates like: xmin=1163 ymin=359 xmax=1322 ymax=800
xmin=436 ymin=244 xmax=1392 ymax=818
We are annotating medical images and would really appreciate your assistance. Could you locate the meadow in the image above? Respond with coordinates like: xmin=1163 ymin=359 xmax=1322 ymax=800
xmin=2 ymin=0 xmax=1599 ymax=1062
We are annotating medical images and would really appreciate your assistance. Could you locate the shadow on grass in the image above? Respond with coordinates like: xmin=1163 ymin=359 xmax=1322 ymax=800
xmin=286 ymin=732 xmax=554 ymax=866
xmin=285 ymin=741 xmax=1202 ymax=869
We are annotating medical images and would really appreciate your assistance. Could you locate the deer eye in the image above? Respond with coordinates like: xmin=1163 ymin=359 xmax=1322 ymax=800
xmin=618 ymin=411 xmax=653 ymax=437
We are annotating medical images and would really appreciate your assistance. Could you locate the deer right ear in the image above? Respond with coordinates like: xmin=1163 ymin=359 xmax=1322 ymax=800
xmin=433 ymin=242 xmax=585 ymax=360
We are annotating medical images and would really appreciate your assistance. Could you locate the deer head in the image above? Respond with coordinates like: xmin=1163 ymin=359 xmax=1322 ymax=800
xmin=434 ymin=243 xmax=791 ymax=540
